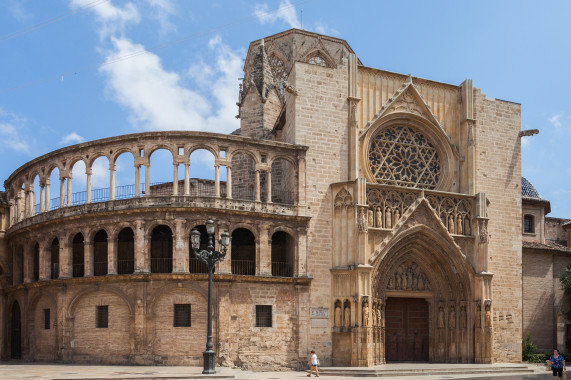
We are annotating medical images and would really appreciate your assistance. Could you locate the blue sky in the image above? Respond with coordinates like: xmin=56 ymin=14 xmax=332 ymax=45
xmin=0 ymin=0 xmax=570 ymax=217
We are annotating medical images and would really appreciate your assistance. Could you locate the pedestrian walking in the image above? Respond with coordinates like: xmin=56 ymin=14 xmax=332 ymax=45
xmin=549 ymin=348 xmax=566 ymax=379
xmin=307 ymin=350 xmax=319 ymax=377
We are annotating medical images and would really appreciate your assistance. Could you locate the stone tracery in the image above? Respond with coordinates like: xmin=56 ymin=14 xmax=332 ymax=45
xmin=368 ymin=125 xmax=441 ymax=189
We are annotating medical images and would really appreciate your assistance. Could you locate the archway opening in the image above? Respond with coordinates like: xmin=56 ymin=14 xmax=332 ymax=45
xmin=385 ymin=297 xmax=429 ymax=362
xmin=33 ymin=242 xmax=39 ymax=281
xmin=271 ymin=231 xmax=294 ymax=277
xmin=72 ymin=233 xmax=84 ymax=277
xmin=231 ymin=228 xmax=255 ymax=275
xmin=94 ymin=230 xmax=108 ymax=276
xmin=151 ymin=225 xmax=173 ymax=273
xmin=50 ymin=238 xmax=59 ymax=279
xmin=11 ymin=301 xmax=21 ymax=359
xmin=117 ymin=228 xmax=134 ymax=274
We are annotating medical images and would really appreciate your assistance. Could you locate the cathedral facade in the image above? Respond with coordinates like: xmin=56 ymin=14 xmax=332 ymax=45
xmin=0 ymin=29 xmax=539 ymax=367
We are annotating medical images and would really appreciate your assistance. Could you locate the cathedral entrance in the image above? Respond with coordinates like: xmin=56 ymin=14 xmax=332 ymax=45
xmin=385 ymin=297 xmax=429 ymax=362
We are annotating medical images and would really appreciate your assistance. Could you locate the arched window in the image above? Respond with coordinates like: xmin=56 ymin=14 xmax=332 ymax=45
xmin=72 ymin=233 xmax=84 ymax=278
xmin=94 ymin=230 xmax=108 ymax=276
xmin=368 ymin=125 xmax=441 ymax=189
xmin=308 ymin=54 xmax=328 ymax=67
xmin=117 ymin=228 xmax=134 ymax=274
xmin=33 ymin=243 xmax=39 ymax=281
xmin=523 ymin=214 xmax=535 ymax=233
xmin=151 ymin=225 xmax=173 ymax=273
xmin=231 ymin=228 xmax=255 ymax=275
xmin=271 ymin=231 xmax=294 ymax=277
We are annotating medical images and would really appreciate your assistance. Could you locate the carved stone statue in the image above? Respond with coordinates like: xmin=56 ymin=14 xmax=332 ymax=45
xmin=357 ymin=208 xmax=367 ymax=232
xmin=387 ymin=276 xmax=394 ymax=290
xmin=485 ymin=304 xmax=492 ymax=328
xmin=334 ymin=303 xmax=342 ymax=327
xmin=460 ymin=305 xmax=467 ymax=328
xmin=377 ymin=305 xmax=383 ymax=327
xmin=376 ymin=207 xmax=382 ymax=228
xmin=385 ymin=207 xmax=392 ymax=228
xmin=372 ymin=305 xmax=377 ymax=327
xmin=344 ymin=305 xmax=351 ymax=327
xmin=394 ymin=209 xmax=400 ymax=225
xmin=418 ymin=275 xmax=424 ymax=290
xmin=363 ymin=301 xmax=370 ymax=326
xmin=437 ymin=306 xmax=445 ymax=329
xmin=475 ymin=304 xmax=481 ymax=328
xmin=456 ymin=214 xmax=463 ymax=235
xmin=368 ymin=209 xmax=374 ymax=227
xmin=464 ymin=216 xmax=471 ymax=235
xmin=449 ymin=306 xmax=456 ymax=329
xmin=448 ymin=214 xmax=455 ymax=233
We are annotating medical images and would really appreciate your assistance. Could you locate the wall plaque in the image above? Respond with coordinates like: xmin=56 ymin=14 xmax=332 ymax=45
xmin=310 ymin=307 xmax=329 ymax=319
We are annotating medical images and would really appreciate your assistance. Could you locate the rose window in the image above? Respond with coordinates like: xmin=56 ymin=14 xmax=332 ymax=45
xmin=368 ymin=126 xmax=441 ymax=189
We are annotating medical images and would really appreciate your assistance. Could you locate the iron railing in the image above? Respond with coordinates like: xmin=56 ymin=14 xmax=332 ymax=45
xmin=271 ymin=261 xmax=293 ymax=277
xmin=231 ymin=260 xmax=255 ymax=276
xmin=189 ymin=257 xmax=209 ymax=273
xmin=117 ymin=259 xmax=134 ymax=274
xmin=50 ymin=263 xmax=59 ymax=279
xmin=94 ymin=261 xmax=108 ymax=276
xmin=72 ymin=264 xmax=84 ymax=278
xmin=151 ymin=257 xmax=172 ymax=273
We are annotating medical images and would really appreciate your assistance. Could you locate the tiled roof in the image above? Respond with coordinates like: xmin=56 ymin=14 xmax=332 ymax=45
xmin=522 ymin=177 xmax=542 ymax=199
xmin=0 ymin=191 xmax=7 ymax=205
xmin=523 ymin=240 xmax=571 ymax=253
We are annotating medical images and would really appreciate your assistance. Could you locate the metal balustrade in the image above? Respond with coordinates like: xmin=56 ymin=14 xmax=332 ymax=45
xmin=72 ymin=264 xmax=84 ymax=278
xmin=117 ymin=259 xmax=134 ymax=275
xmin=189 ymin=257 xmax=209 ymax=274
xmin=231 ymin=260 xmax=255 ymax=276
xmin=50 ymin=263 xmax=59 ymax=279
xmin=150 ymin=258 xmax=173 ymax=273
xmin=271 ymin=261 xmax=293 ymax=277
xmin=94 ymin=261 xmax=108 ymax=276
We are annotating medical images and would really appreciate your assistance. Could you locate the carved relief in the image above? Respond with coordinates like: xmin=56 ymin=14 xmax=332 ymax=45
xmin=475 ymin=303 xmax=482 ymax=328
xmin=344 ymin=300 xmax=351 ymax=328
xmin=334 ymin=300 xmax=342 ymax=327
xmin=362 ymin=299 xmax=370 ymax=326
xmin=449 ymin=305 xmax=456 ymax=329
xmin=386 ymin=261 xmax=431 ymax=291
xmin=357 ymin=207 xmax=368 ymax=233
xmin=478 ymin=219 xmax=489 ymax=243
xmin=334 ymin=188 xmax=353 ymax=208
xmin=485 ymin=302 xmax=492 ymax=328
xmin=437 ymin=306 xmax=445 ymax=329
xmin=460 ymin=305 xmax=467 ymax=329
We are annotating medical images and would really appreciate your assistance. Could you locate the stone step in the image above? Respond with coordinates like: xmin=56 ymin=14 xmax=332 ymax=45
xmin=315 ymin=365 xmax=535 ymax=377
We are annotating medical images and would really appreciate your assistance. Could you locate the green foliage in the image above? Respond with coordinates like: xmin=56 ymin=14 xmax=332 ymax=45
xmin=522 ymin=334 xmax=538 ymax=361
xmin=527 ymin=353 xmax=549 ymax=363
xmin=560 ymin=263 xmax=571 ymax=319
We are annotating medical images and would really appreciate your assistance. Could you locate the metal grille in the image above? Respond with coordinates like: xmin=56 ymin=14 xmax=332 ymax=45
xmin=256 ymin=305 xmax=272 ymax=327
xmin=43 ymin=309 xmax=50 ymax=330
xmin=96 ymin=306 xmax=108 ymax=328
xmin=174 ymin=304 xmax=191 ymax=327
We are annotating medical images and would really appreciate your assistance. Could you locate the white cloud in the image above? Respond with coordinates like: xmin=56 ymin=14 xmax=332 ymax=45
xmin=145 ymin=0 xmax=176 ymax=36
xmin=60 ymin=132 xmax=85 ymax=145
xmin=0 ymin=107 xmax=31 ymax=153
xmin=100 ymin=35 xmax=241 ymax=134
xmin=548 ymin=113 xmax=563 ymax=128
xmin=254 ymin=0 xmax=300 ymax=28
xmin=70 ymin=0 xmax=140 ymax=38
xmin=314 ymin=22 xmax=339 ymax=36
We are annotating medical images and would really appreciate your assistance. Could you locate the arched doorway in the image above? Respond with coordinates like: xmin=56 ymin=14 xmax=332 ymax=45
xmin=11 ymin=300 xmax=22 ymax=359
xmin=385 ymin=297 xmax=429 ymax=361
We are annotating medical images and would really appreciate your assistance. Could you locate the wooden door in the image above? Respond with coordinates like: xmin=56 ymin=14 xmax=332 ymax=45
xmin=385 ymin=297 xmax=429 ymax=361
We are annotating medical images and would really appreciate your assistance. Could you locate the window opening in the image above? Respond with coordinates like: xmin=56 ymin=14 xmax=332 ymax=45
xmin=43 ymin=309 xmax=50 ymax=330
xmin=524 ymin=215 xmax=534 ymax=233
xmin=96 ymin=305 xmax=108 ymax=328
xmin=174 ymin=304 xmax=191 ymax=327
xmin=256 ymin=305 xmax=272 ymax=327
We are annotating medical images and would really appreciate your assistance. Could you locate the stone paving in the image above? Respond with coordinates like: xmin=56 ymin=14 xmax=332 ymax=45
xmin=0 ymin=362 xmax=553 ymax=380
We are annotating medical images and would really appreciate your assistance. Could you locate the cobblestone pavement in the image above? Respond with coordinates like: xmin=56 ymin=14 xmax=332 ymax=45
xmin=0 ymin=363 xmax=554 ymax=380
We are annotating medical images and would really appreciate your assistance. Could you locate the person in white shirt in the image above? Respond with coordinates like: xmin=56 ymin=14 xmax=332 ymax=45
xmin=307 ymin=350 xmax=319 ymax=377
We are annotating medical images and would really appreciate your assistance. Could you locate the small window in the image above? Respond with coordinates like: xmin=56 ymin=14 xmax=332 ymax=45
xmin=256 ymin=305 xmax=272 ymax=327
xmin=523 ymin=215 xmax=534 ymax=233
xmin=43 ymin=309 xmax=50 ymax=330
xmin=261 ymin=154 xmax=267 ymax=163
xmin=96 ymin=305 xmax=108 ymax=328
xmin=174 ymin=304 xmax=191 ymax=327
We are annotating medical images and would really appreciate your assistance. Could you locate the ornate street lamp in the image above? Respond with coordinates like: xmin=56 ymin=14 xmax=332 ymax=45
xmin=190 ymin=217 xmax=230 ymax=374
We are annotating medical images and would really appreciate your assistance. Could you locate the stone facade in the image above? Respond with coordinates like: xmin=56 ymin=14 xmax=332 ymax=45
xmin=0 ymin=28 xmax=563 ymax=368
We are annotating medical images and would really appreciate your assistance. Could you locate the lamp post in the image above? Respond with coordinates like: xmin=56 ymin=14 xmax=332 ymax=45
xmin=190 ymin=218 xmax=230 ymax=374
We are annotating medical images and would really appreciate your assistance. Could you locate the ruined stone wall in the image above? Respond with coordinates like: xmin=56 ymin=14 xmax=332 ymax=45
xmin=290 ymin=60 xmax=349 ymax=363
xmin=473 ymin=90 xmax=522 ymax=361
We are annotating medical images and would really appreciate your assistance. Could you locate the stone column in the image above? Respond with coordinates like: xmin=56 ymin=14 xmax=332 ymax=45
xmin=217 ymin=223 xmax=232 ymax=274
xmin=39 ymin=241 xmax=49 ymax=281
xmin=144 ymin=165 xmax=150 ymax=196
xmin=266 ymin=169 xmax=272 ymax=203
xmin=254 ymin=169 xmax=261 ymax=202
xmin=24 ymin=186 xmax=30 ymax=217
xmin=66 ymin=176 xmax=72 ymax=207
xmin=109 ymin=164 xmax=116 ymax=200
xmin=184 ymin=163 xmax=190 ymax=195
xmin=59 ymin=178 xmax=65 ymax=208
xmin=214 ymin=164 xmax=220 ymax=197
xmin=44 ymin=179 xmax=51 ymax=211
xmin=108 ymin=237 xmax=118 ymax=275
xmin=258 ymin=225 xmax=271 ymax=275
xmin=173 ymin=219 xmax=188 ymax=273
xmin=24 ymin=243 xmax=34 ymax=283
xmin=39 ymin=183 xmax=45 ymax=212
xmin=84 ymin=241 xmax=94 ymax=277
xmin=86 ymin=168 xmax=92 ymax=203
xmin=172 ymin=163 xmax=179 ymax=196
xmin=226 ymin=165 xmax=232 ymax=199
xmin=297 ymin=157 xmax=306 ymax=206
xmin=59 ymin=239 xmax=72 ymax=278
xmin=134 ymin=221 xmax=149 ymax=273
xmin=295 ymin=227 xmax=308 ymax=277
xmin=135 ymin=165 xmax=141 ymax=197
